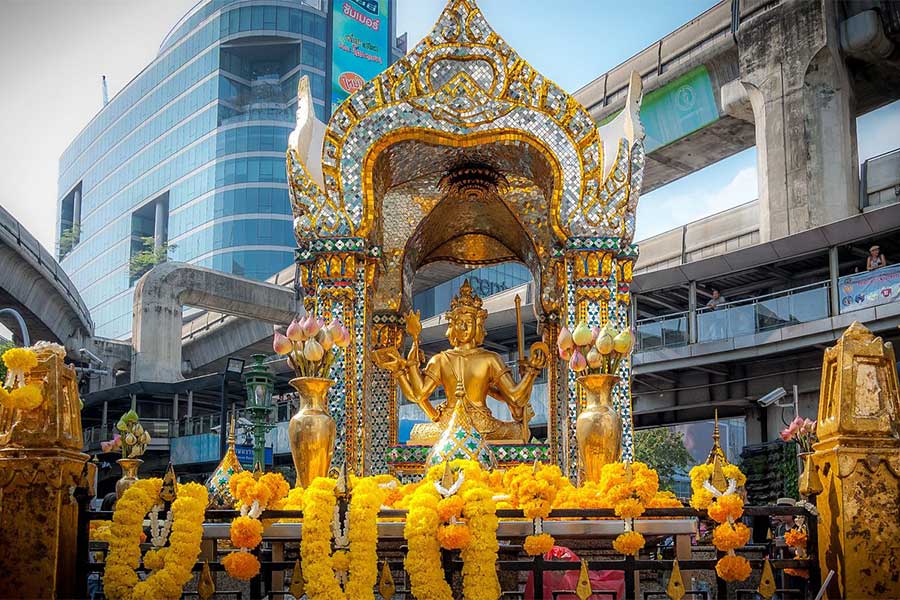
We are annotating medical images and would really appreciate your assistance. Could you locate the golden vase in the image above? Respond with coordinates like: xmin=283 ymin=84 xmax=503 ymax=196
xmin=115 ymin=458 xmax=143 ymax=499
xmin=797 ymin=451 xmax=822 ymax=497
xmin=288 ymin=377 xmax=336 ymax=488
xmin=575 ymin=374 xmax=623 ymax=484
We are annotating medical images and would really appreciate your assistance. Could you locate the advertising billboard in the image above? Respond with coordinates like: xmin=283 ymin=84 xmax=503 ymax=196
xmin=331 ymin=0 xmax=391 ymax=111
xmin=839 ymin=264 xmax=900 ymax=314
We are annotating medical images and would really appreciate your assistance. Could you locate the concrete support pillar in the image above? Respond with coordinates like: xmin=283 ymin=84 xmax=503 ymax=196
xmin=737 ymin=0 xmax=859 ymax=241
xmin=130 ymin=394 xmax=137 ymax=412
xmin=101 ymin=401 xmax=108 ymax=429
xmin=72 ymin=189 xmax=81 ymax=233
xmin=688 ymin=281 xmax=698 ymax=344
xmin=173 ymin=393 xmax=179 ymax=421
xmin=828 ymin=246 xmax=841 ymax=316
xmin=153 ymin=198 xmax=166 ymax=250
xmin=187 ymin=390 xmax=193 ymax=418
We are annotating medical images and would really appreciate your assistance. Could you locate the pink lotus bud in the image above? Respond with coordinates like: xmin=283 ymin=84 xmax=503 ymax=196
xmin=586 ymin=348 xmax=602 ymax=369
xmin=334 ymin=326 xmax=351 ymax=348
xmin=273 ymin=331 xmax=292 ymax=355
xmin=591 ymin=326 xmax=600 ymax=344
xmin=572 ymin=322 xmax=593 ymax=346
xmin=558 ymin=327 xmax=574 ymax=351
xmin=303 ymin=338 xmax=324 ymax=361
xmin=286 ymin=318 xmax=304 ymax=341
xmin=779 ymin=428 xmax=792 ymax=442
xmin=569 ymin=349 xmax=587 ymax=372
xmin=328 ymin=317 xmax=341 ymax=332
xmin=558 ymin=346 xmax=573 ymax=361
xmin=318 ymin=328 xmax=334 ymax=351
xmin=301 ymin=314 xmax=317 ymax=337
xmin=612 ymin=328 xmax=634 ymax=354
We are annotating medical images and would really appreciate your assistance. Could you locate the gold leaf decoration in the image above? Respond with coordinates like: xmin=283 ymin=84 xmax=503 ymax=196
xmin=758 ymin=558 xmax=776 ymax=599
xmin=576 ymin=558 xmax=592 ymax=600
xmin=378 ymin=559 xmax=396 ymax=599
xmin=198 ymin=561 xmax=215 ymax=600
xmin=666 ymin=559 xmax=685 ymax=600
xmin=289 ymin=559 xmax=305 ymax=598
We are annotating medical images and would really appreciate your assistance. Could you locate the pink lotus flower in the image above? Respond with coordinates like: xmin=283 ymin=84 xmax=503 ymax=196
xmin=591 ymin=326 xmax=600 ymax=344
xmin=318 ymin=328 xmax=334 ymax=351
xmin=286 ymin=318 xmax=305 ymax=341
xmin=569 ymin=349 xmax=587 ymax=372
xmin=101 ymin=434 xmax=122 ymax=453
xmin=273 ymin=331 xmax=292 ymax=355
xmin=558 ymin=345 xmax=573 ymax=361
xmin=333 ymin=326 xmax=351 ymax=348
xmin=558 ymin=327 xmax=574 ymax=351
xmin=303 ymin=338 xmax=324 ymax=361
xmin=779 ymin=428 xmax=792 ymax=442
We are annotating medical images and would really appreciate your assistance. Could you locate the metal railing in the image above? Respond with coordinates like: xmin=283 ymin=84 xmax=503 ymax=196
xmin=76 ymin=500 xmax=820 ymax=600
xmin=83 ymin=418 xmax=173 ymax=449
xmin=636 ymin=281 xmax=832 ymax=351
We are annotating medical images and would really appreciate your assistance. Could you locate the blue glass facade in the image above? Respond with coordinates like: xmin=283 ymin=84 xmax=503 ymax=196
xmin=412 ymin=263 xmax=532 ymax=320
xmin=58 ymin=0 xmax=399 ymax=339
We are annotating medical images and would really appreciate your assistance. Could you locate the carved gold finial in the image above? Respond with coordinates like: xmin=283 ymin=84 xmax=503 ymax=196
xmin=666 ymin=559 xmax=685 ymax=600
xmin=576 ymin=559 xmax=592 ymax=600
xmin=758 ymin=559 xmax=776 ymax=599
xmin=336 ymin=461 xmax=351 ymax=496
xmin=378 ymin=560 xmax=396 ymax=599
xmin=533 ymin=458 xmax=541 ymax=474
xmin=253 ymin=461 xmax=263 ymax=479
xmin=159 ymin=462 xmax=177 ymax=503
xmin=228 ymin=410 xmax=237 ymax=448
xmin=289 ymin=559 xmax=305 ymax=597
xmin=706 ymin=409 xmax=729 ymax=465
xmin=198 ymin=561 xmax=215 ymax=599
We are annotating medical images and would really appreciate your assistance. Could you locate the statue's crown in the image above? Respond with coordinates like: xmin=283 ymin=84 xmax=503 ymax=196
xmin=448 ymin=280 xmax=486 ymax=317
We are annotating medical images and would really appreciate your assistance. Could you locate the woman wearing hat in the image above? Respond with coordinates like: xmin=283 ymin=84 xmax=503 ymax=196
xmin=867 ymin=245 xmax=887 ymax=270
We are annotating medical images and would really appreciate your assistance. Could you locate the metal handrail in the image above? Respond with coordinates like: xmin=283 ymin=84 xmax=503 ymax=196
xmin=636 ymin=309 xmax=690 ymax=327
xmin=695 ymin=280 xmax=830 ymax=314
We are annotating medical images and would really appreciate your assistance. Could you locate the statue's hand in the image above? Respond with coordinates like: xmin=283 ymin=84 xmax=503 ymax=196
xmin=524 ymin=341 xmax=549 ymax=371
xmin=373 ymin=347 xmax=405 ymax=373
xmin=405 ymin=310 xmax=422 ymax=338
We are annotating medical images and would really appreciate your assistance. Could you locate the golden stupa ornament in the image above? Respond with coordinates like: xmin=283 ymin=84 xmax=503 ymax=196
xmin=159 ymin=462 xmax=177 ymax=503
xmin=757 ymin=559 xmax=776 ymax=599
xmin=205 ymin=411 xmax=243 ymax=508
xmin=289 ymin=559 xmax=305 ymax=597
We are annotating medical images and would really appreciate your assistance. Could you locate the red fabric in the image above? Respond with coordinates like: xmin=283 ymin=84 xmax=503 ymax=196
xmin=524 ymin=546 xmax=625 ymax=600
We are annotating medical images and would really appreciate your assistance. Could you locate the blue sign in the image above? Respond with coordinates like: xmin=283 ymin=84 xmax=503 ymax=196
xmin=235 ymin=444 xmax=273 ymax=468
xmin=839 ymin=263 xmax=900 ymax=314
xmin=331 ymin=0 xmax=391 ymax=111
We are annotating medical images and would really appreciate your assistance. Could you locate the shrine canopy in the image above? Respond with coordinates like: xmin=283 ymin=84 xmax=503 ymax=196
xmin=286 ymin=0 xmax=645 ymax=314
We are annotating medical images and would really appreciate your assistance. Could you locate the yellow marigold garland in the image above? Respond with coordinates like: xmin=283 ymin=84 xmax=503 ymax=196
xmin=404 ymin=480 xmax=453 ymax=600
xmin=612 ymin=530 xmax=645 ymax=556
xmin=459 ymin=485 xmax=501 ymax=600
xmin=103 ymin=479 xmax=207 ymax=600
xmin=224 ymin=471 xmax=290 ymax=581
xmin=503 ymin=463 xmax=566 ymax=554
xmin=690 ymin=462 xmax=751 ymax=582
xmin=300 ymin=475 xmax=388 ymax=600
xmin=0 ymin=347 xmax=43 ymax=411
xmin=598 ymin=462 xmax=659 ymax=556
xmin=523 ymin=532 xmax=554 ymax=556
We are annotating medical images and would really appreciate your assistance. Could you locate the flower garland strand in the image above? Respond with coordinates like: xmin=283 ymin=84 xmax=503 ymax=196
xmin=503 ymin=463 xmax=565 ymax=555
xmin=300 ymin=476 xmax=389 ymax=600
xmin=103 ymin=479 xmax=207 ymax=600
xmin=597 ymin=461 xmax=659 ymax=556
xmin=689 ymin=462 xmax=751 ymax=582
xmin=0 ymin=346 xmax=43 ymax=411
xmin=224 ymin=471 xmax=290 ymax=580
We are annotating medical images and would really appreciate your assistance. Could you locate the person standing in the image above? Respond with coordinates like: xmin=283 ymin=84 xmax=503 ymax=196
xmin=867 ymin=245 xmax=887 ymax=270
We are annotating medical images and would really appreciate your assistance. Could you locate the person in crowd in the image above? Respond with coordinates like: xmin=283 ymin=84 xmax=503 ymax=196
xmin=867 ymin=245 xmax=887 ymax=270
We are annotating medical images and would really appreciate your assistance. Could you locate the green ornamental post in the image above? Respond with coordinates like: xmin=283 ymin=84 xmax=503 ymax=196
xmin=243 ymin=354 xmax=275 ymax=470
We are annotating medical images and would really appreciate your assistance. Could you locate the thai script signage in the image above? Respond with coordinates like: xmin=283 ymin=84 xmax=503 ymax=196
xmin=331 ymin=0 xmax=390 ymax=111
xmin=839 ymin=263 xmax=900 ymax=313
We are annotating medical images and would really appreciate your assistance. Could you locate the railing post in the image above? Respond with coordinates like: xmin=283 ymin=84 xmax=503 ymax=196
xmin=828 ymin=246 xmax=840 ymax=317
xmin=688 ymin=281 xmax=698 ymax=344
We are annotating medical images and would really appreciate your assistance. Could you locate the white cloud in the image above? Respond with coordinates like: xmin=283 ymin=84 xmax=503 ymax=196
xmin=635 ymin=166 xmax=758 ymax=241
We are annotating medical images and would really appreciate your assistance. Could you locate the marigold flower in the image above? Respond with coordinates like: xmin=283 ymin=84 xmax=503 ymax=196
xmin=223 ymin=551 xmax=260 ymax=581
xmin=332 ymin=549 xmax=350 ymax=572
xmin=2 ymin=347 xmax=38 ymax=377
xmin=437 ymin=523 xmax=471 ymax=550
xmin=9 ymin=384 xmax=43 ymax=410
xmin=230 ymin=516 xmax=263 ymax=549
xmin=437 ymin=495 xmax=465 ymax=522
xmin=784 ymin=568 xmax=810 ymax=579
xmin=523 ymin=533 xmax=554 ymax=556
xmin=613 ymin=531 xmax=645 ymax=556
xmin=715 ymin=554 xmax=751 ymax=582
xmin=784 ymin=528 xmax=808 ymax=548
xmin=708 ymin=494 xmax=744 ymax=523
xmin=614 ymin=497 xmax=645 ymax=519
xmin=712 ymin=522 xmax=751 ymax=552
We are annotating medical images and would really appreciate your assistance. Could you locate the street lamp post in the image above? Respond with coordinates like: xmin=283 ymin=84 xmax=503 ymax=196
xmin=243 ymin=354 xmax=275 ymax=470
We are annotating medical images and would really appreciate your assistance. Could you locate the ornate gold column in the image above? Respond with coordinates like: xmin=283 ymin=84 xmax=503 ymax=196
xmin=614 ymin=246 xmax=638 ymax=461
xmin=297 ymin=238 xmax=376 ymax=474
xmin=0 ymin=348 xmax=89 ymax=599
xmin=562 ymin=238 xmax=620 ymax=478
xmin=369 ymin=312 xmax=404 ymax=473
xmin=810 ymin=322 xmax=900 ymax=598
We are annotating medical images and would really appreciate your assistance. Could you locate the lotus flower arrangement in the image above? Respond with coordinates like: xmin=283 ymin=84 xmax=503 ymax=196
xmin=558 ymin=321 xmax=634 ymax=375
xmin=116 ymin=409 xmax=151 ymax=458
xmin=273 ymin=313 xmax=351 ymax=378
xmin=780 ymin=416 xmax=817 ymax=453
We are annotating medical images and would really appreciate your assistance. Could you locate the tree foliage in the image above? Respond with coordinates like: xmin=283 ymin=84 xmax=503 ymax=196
xmin=634 ymin=427 xmax=695 ymax=492
xmin=0 ymin=340 xmax=13 ymax=383
xmin=59 ymin=225 xmax=80 ymax=257
xmin=129 ymin=236 xmax=176 ymax=279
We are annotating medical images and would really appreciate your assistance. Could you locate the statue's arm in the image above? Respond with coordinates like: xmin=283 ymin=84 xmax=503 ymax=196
xmin=395 ymin=355 xmax=441 ymax=421
xmin=493 ymin=357 xmax=540 ymax=408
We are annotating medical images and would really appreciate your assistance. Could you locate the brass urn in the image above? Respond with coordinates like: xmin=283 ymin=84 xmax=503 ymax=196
xmin=288 ymin=377 xmax=336 ymax=488
xmin=575 ymin=374 xmax=623 ymax=483
xmin=115 ymin=457 xmax=143 ymax=499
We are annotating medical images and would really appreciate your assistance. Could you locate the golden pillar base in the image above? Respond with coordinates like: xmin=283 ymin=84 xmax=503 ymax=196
xmin=0 ymin=448 xmax=88 ymax=599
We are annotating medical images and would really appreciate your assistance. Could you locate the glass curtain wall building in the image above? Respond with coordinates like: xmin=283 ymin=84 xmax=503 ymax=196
xmin=58 ymin=0 xmax=402 ymax=339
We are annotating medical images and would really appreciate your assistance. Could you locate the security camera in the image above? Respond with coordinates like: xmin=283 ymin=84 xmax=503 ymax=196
xmin=757 ymin=387 xmax=787 ymax=407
